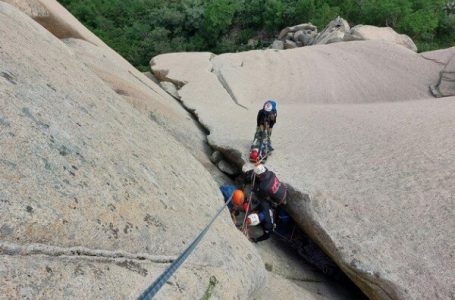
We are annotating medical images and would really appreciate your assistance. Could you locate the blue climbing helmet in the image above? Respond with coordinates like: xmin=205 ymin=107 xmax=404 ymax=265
xmin=263 ymin=99 xmax=277 ymax=113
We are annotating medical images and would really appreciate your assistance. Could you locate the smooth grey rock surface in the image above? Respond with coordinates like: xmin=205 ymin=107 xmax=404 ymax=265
xmin=344 ymin=25 xmax=417 ymax=52
xmin=151 ymin=40 xmax=455 ymax=299
xmin=0 ymin=2 xmax=265 ymax=299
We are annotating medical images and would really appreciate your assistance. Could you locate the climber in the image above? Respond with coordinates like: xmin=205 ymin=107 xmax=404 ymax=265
xmin=246 ymin=200 xmax=275 ymax=242
xmin=219 ymin=185 xmax=244 ymax=209
xmin=243 ymin=164 xmax=287 ymax=207
xmin=251 ymin=100 xmax=277 ymax=154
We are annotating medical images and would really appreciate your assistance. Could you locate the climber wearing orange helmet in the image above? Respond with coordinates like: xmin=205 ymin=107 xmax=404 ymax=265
xmin=243 ymin=164 xmax=287 ymax=207
xmin=220 ymin=185 xmax=244 ymax=209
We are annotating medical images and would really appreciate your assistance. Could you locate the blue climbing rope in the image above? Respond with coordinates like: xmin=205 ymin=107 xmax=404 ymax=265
xmin=137 ymin=196 xmax=232 ymax=300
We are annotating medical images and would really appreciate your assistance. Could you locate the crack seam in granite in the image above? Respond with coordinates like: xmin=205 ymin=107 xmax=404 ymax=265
xmin=0 ymin=240 xmax=175 ymax=264
xmin=208 ymin=57 xmax=248 ymax=110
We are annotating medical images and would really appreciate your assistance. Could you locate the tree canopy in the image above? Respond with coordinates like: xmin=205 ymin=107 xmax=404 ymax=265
xmin=58 ymin=0 xmax=455 ymax=70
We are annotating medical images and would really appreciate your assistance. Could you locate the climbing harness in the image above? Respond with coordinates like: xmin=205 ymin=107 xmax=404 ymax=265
xmin=137 ymin=195 xmax=233 ymax=300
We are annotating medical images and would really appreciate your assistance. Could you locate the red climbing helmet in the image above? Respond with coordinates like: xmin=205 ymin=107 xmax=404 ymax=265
xmin=250 ymin=148 xmax=259 ymax=162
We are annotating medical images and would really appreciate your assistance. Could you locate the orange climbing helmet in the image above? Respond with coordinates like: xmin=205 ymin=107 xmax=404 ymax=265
xmin=232 ymin=189 xmax=244 ymax=206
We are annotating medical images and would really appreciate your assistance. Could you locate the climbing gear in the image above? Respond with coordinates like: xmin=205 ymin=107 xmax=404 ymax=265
xmin=246 ymin=213 xmax=260 ymax=226
xmin=253 ymin=164 xmax=266 ymax=175
xmin=232 ymin=190 xmax=244 ymax=206
xmin=242 ymin=202 xmax=249 ymax=212
xmin=241 ymin=172 xmax=257 ymax=235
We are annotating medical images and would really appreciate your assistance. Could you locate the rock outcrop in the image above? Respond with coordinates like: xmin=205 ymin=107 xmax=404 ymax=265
xmin=344 ymin=25 xmax=417 ymax=52
xmin=0 ymin=2 xmax=266 ymax=299
xmin=272 ymin=16 xmax=417 ymax=52
xmin=312 ymin=16 xmax=350 ymax=45
xmin=274 ymin=23 xmax=318 ymax=49
xmin=151 ymin=41 xmax=455 ymax=299
xmin=423 ymin=47 xmax=455 ymax=97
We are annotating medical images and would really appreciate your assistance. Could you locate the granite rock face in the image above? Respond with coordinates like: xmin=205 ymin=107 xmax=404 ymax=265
xmin=151 ymin=41 xmax=455 ymax=299
xmin=0 ymin=2 xmax=266 ymax=299
xmin=344 ymin=25 xmax=417 ymax=52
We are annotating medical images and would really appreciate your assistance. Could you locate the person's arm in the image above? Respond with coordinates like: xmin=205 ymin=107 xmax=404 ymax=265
xmin=256 ymin=110 xmax=262 ymax=127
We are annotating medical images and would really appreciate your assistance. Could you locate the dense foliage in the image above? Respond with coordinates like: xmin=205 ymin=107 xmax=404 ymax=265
xmin=58 ymin=0 xmax=455 ymax=70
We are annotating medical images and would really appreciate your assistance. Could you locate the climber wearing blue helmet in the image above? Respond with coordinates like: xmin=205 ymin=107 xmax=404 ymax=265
xmin=252 ymin=100 xmax=277 ymax=152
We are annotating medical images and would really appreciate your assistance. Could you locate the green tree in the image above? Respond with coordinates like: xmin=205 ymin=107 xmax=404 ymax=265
xmin=202 ymin=0 xmax=240 ymax=43
xmin=263 ymin=0 xmax=286 ymax=32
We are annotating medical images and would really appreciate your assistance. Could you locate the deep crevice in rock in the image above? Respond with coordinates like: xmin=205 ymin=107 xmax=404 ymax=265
xmin=150 ymin=75 xmax=369 ymax=298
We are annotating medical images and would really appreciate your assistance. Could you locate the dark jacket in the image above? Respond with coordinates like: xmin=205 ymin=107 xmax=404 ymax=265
xmin=244 ymin=169 xmax=287 ymax=206
xmin=255 ymin=201 xmax=274 ymax=242
xmin=256 ymin=109 xmax=277 ymax=128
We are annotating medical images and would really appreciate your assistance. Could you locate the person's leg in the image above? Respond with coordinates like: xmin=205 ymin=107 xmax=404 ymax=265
xmin=267 ymin=128 xmax=273 ymax=150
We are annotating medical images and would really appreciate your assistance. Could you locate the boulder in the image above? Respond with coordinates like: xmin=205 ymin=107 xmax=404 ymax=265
xmin=294 ymin=29 xmax=317 ymax=46
xmin=217 ymin=160 xmax=239 ymax=176
xmin=277 ymin=27 xmax=292 ymax=40
xmin=344 ymin=25 xmax=417 ymax=52
xmin=284 ymin=40 xmax=297 ymax=49
xmin=150 ymin=40 xmax=454 ymax=299
xmin=289 ymin=23 xmax=317 ymax=33
xmin=271 ymin=40 xmax=284 ymax=50
xmin=0 ymin=2 xmax=266 ymax=299
xmin=312 ymin=16 xmax=350 ymax=45
xmin=210 ymin=150 xmax=223 ymax=164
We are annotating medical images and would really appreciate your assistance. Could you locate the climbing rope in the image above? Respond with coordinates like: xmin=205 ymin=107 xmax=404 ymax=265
xmin=137 ymin=195 xmax=232 ymax=300
xmin=240 ymin=172 xmax=256 ymax=232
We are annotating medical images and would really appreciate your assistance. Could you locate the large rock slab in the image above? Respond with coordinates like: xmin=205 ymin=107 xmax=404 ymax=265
xmin=344 ymin=25 xmax=417 ymax=52
xmin=151 ymin=41 xmax=455 ymax=299
xmin=0 ymin=3 xmax=265 ymax=298
xmin=61 ymin=38 xmax=211 ymax=163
